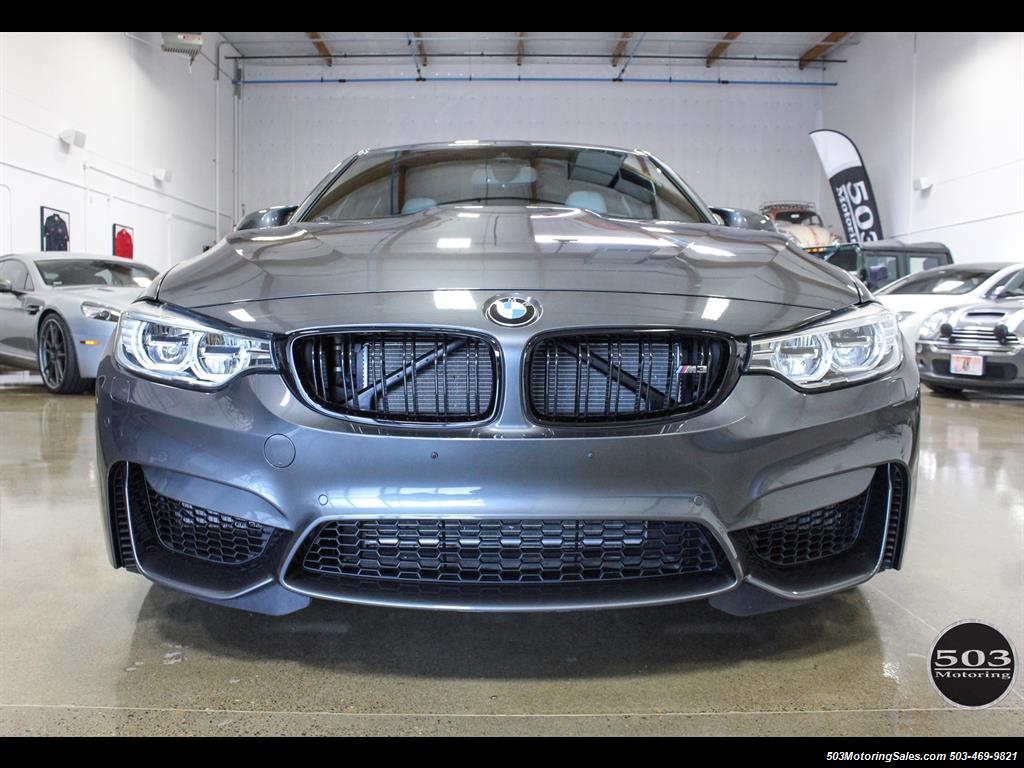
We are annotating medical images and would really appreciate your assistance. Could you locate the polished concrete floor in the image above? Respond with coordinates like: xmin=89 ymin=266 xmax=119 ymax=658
xmin=0 ymin=370 xmax=1021 ymax=736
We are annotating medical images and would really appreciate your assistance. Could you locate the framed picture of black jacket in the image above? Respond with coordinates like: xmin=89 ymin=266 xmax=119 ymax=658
xmin=40 ymin=207 xmax=70 ymax=251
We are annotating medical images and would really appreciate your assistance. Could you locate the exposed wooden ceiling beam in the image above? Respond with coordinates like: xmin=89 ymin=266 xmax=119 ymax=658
xmin=611 ymin=32 xmax=633 ymax=66
xmin=799 ymin=32 xmax=849 ymax=69
xmin=412 ymin=31 xmax=428 ymax=66
xmin=305 ymin=32 xmax=332 ymax=66
xmin=517 ymin=31 xmax=526 ymax=66
xmin=706 ymin=31 xmax=742 ymax=67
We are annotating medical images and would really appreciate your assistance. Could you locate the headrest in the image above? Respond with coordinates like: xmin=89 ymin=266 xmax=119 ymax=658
xmin=565 ymin=191 xmax=607 ymax=214
xmin=402 ymin=197 xmax=437 ymax=214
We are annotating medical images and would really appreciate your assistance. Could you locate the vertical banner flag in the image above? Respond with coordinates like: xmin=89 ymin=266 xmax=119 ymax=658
xmin=810 ymin=130 xmax=884 ymax=244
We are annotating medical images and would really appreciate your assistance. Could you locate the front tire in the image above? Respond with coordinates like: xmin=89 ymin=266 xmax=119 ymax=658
xmin=38 ymin=314 xmax=85 ymax=394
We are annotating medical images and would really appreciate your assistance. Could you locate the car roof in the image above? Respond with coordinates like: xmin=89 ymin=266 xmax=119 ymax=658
xmin=3 ymin=252 xmax=131 ymax=262
xmin=922 ymin=261 xmax=1020 ymax=271
xmin=357 ymin=140 xmax=651 ymax=157
xmin=860 ymin=239 xmax=950 ymax=252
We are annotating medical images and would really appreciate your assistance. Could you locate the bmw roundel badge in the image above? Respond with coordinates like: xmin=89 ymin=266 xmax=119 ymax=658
xmin=485 ymin=296 xmax=541 ymax=327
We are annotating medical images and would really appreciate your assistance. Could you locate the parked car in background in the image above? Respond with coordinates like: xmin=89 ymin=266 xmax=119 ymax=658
xmin=760 ymin=201 xmax=840 ymax=249
xmin=877 ymin=262 xmax=1024 ymax=343
xmin=916 ymin=274 xmax=1024 ymax=394
xmin=235 ymin=205 xmax=298 ymax=231
xmin=96 ymin=140 xmax=918 ymax=617
xmin=710 ymin=207 xmax=778 ymax=232
xmin=822 ymin=240 xmax=954 ymax=292
xmin=0 ymin=253 xmax=158 ymax=393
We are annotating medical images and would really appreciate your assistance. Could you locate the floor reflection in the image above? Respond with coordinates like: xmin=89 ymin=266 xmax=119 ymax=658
xmin=123 ymin=583 xmax=880 ymax=681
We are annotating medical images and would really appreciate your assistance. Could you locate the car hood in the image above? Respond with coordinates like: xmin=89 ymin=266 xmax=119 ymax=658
xmin=878 ymin=293 xmax=977 ymax=312
xmin=156 ymin=207 xmax=861 ymax=311
xmin=951 ymin=297 xmax=1024 ymax=333
xmin=51 ymin=284 xmax=146 ymax=307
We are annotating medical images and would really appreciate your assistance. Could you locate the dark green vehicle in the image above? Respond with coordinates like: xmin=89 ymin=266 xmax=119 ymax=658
xmin=816 ymin=240 xmax=953 ymax=292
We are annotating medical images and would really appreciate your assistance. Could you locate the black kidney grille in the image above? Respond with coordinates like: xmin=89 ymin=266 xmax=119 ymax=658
xmin=527 ymin=333 xmax=728 ymax=423
xmin=744 ymin=489 xmax=870 ymax=568
xmin=144 ymin=479 xmax=276 ymax=565
xmin=299 ymin=519 xmax=726 ymax=584
xmin=293 ymin=332 xmax=498 ymax=423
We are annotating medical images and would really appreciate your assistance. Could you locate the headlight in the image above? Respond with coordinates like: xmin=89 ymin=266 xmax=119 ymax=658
xmin=919 ymin=309 xmax=953 ymax=340
xmin=81 ymin=302 xmax=121 ymax=322
xmin=115 ymin=304 xmax=274 ymax=388
xmin=748 ymin=304 xmax=902 ymax=390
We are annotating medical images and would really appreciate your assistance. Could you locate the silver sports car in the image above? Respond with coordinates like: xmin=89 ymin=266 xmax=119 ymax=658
xmin=96 ymin=141 xmax=919 ymax=616
xmin=0 ymin=253 xmax=157 ymax=393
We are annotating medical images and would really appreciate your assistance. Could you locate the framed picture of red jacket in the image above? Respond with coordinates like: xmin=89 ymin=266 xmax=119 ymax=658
xmin=40 ymin=207 xmax=71 ymax=251
xmin=112 ymin=224 xmax=134 ymax=259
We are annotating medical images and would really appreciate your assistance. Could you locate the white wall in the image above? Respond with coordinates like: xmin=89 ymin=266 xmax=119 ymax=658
xmin=0 ymin=32 xmax=237 ymax=272
xmin=7 ymin=33 xmax=1017 ymax=274
xmin=820 ymin=32 xmax=1024 ymax=263
xmin=239 ymin=61 xmax=832 ymax=216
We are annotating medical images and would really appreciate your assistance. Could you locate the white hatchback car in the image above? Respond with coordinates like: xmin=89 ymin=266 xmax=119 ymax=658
xmin=877 ymin=262 xmax=1024 ymax=343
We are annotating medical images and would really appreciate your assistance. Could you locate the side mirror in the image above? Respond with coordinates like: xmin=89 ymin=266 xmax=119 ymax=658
xmin=263 ymin=205 xmax=298 ymax=228
xmin=0 ymin=278 xmax=13 ymax=294
xmin=988 ymin=285 xmax=1008 ymax=299
xmin=712 ymin=212 xmax=725 ymax=226
xmin=236 ymin=205 xmax=299 ymax=231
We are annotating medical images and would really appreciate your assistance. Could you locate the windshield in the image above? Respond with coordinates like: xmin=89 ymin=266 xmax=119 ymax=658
xmin=995 ymin=270 xmax=1024 ymax=298
xmin=772 ymin=210 xmax=823 ymax=227
xmin=36 ymin=260 xmax=157 ymax=288
xmin=300 ymin=145 xmax=706 ymax=223
xmin=879 ymin=267 xmax=997 ymax=296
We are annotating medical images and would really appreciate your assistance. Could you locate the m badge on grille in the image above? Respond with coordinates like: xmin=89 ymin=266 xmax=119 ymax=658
xmin=677 ymin=364 xmax=709 ymax=375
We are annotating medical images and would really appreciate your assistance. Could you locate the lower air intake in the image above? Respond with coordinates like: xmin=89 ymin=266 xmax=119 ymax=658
xmin=108 ymin=463 xmax=138 ymax=572
xmin=299 ymin=519 xmax=727 ymax=584
xmin=744 ymin=490 xmax=869 ymax=568
xmin=141 ymin=475 xmax=276 ymax=565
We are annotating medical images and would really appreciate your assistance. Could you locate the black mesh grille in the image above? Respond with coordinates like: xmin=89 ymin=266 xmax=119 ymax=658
xmin=108 ymin=463 xmax=138 ymax=572
xmin=300 ymin=519 xmax=726 ymax=584
xmin=144 ymin=479 xmax=276 ymax=565
xmin=292 ymin=331 xmax=498 ymax=424
xmin=744 ymin=490 xmax=869 ymax=568
xmin=526 ymin=332 xmax=729 ymax=423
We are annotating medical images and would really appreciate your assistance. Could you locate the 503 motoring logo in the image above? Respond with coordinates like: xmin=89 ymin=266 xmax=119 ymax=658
xmin=831 ymin=167 xmax=882 ymax=244
xmin=929 ymin=620 xmax=1018 ymax=709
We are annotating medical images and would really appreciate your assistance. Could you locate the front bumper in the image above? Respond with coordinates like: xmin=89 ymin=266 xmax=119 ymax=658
xmin=96 ymin=347 xmax=920 ymax=615
xmin=916 ymin=340 xmax=1024 ymax=392
xmin=67 ymin=316 xmax=117 ymax=379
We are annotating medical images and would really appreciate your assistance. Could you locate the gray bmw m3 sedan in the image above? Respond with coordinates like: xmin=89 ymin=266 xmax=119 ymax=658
xmin=95 ymin=141 xmax=920 ymax=616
